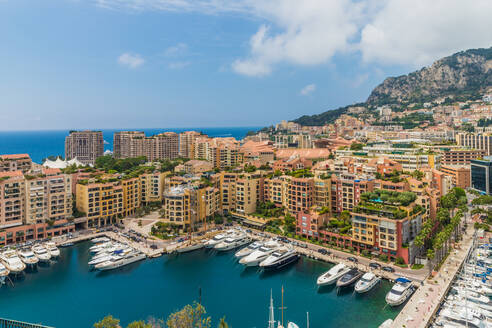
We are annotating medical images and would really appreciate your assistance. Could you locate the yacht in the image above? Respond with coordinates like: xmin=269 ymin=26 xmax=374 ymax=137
xmin=95 ymin=251 xmax=146 ymax=271
xmin=89 ymin=241 xmax=115 ymax=253
xmin=91 ymin=237 xmax=110 ymax=244
xmin=355 ymin=272 xmax=381 ymax=293
xmin=317 ymin=263 xmax=350 ymax=286
xmin=0 ymin=263 xmax=9 ymax=284
xmin=438 ymin=308 xmax=489 ymax=328
xmin=215 ymin=234 xmax=251 ymax=251
xmin=176 ymin=241 xmax=204 ymax=253
xmin=336 ymin=268 xmax=363 ymax=288
xmin=17 ymin=248 xmax=39 ymax=268
xmin=0 ymin=249 xmax=26 ymax=274
xmin=235 ymin=241 xmax=262 ymax=258
xmin=45 ymin=242 xmax=60 ymax=258
xmin=239 ymin=240 xmax=281 ymax=266
xmin=453 ymin=280 xmax=492 ymax=296
xmin=259 ymin=247 xmax=298 ymax=270
xmin=385 ymin=277 xmax=414 ymax=306
xmin=204 ymin=233 xmax=230 ymax=248
xmin=59 ymin=241 xmax=74 ymax=248
xmin=32 ymin=245 xmax=52 ymax=263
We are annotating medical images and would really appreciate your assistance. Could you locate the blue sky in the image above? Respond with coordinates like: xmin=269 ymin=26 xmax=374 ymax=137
xmin=0 ymin=0 xmax=491 ymax=130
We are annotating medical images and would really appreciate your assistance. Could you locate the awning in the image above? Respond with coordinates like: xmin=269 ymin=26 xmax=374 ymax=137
xmin=241 ymin=218 xmax=267 ymax=228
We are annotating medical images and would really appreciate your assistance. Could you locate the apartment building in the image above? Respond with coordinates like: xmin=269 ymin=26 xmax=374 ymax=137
xmin=442 ymin=149 xmax=485 ymax=165
xmin=456 ymin=133 xmax=492 ymax=156
xmin=286 ymin=177 xmax=314 ymax=214
xmin=0 ymin=154 xmax=32 ymax=173
xmin=162 ymin=185 xmax=220 ymax=230
xmin=140 ymin=172 xmax=167 ymax=204
xmin=195 ymin=137 xmax=241 ymax=170
xmin=331 ymin=173 xmax=374 ymax=213
xmin=113 ymin=131 xmax=180 ymax=161
xmin=65 ymin=130 xmax=104 ymax=165
xmin=113 ymin=131 xmax=146 ymax=159
xmin=263 ymin=177 xmax=287 ymax=207
xmin=0 ymin=171 xmax=25 ymax=228
xmin=76 ymin=177 xmax=140 ymax=227
xmin=24 ymin=169 xmax=72 ymax=225
xmin=350 ymin=194 xmax=426 ymax=263
xmin=0 ymin=169 xmax=75 ymax=246
xmin=440 ymin=165 xmax=471 ymax=189
xmin=179 ymin=131 xmax=201 ymax=159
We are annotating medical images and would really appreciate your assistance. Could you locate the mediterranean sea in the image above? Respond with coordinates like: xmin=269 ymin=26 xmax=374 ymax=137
xmin=0 ymin=127 xmax=261 ymax=163
xmin=0 ymin=242 xmax=400 ymax=328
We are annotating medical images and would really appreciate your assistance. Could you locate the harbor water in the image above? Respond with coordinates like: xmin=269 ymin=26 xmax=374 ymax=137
xmin=0 ymin=242 xmax=400 ymax=327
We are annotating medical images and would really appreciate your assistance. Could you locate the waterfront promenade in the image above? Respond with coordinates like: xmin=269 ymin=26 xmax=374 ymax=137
xmin=390 ymin=224 xmax=475 ymax=328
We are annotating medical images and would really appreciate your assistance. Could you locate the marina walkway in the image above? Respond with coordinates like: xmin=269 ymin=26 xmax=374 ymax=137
xmin=390 ymin=224 xmax=475 ymax=328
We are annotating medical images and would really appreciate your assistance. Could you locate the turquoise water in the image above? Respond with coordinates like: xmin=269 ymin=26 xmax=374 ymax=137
xmin=0 ymin=242 xmax=400 ymax=327
xmin=0 ymin=127 xmax=261 ymax=163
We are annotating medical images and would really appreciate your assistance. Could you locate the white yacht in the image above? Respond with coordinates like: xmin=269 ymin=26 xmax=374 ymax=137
xmin=437 ymin=308 xmax=489 ymax=328
xmin=235 ymin=241 xmax=262 ymax=258
xmin=89 ymin=241 xmax=115 ymax=253
xmin=204 ymin=233 xmax=229 ymax=249
xmin=0 ymin=263 xmax=9 ymax=284
xmin=45 ymin=242 xmax=60 ymax=258
xmin=453 ymin=280 xmax=492 ymax=296
xmin=355 ymin=272 xmax=381 ymax=293
xmin=32 ymin=245 xmax=51 ymax=263
xmin=95 ymin=251 xmax=146 ymax=271
xmin=91 ymin=236 xmax=110 ymax=244
xmin=176 ymin=241 xmax=204 ymax=253
xmin=259 ymin=247 xmax=298 ymax=270
xmin=239 ymin=240 xmax=281 ymax=266
xmin=0 ymin=249 xmax=26 ymax=274
xmin=385 ymin=277 xmax=414 ymax=306
xmin=215 ymin=234 xmax=251 ymax=251
xmin=317 ymin=263 xmax=350 ymax=286
xmin=17 ymin=248 xmax=39 ymax=267
xmin=89 ymin=247 xmax=133 ymax=266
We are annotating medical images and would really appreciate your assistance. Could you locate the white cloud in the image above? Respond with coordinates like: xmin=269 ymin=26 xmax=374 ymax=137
xmin=118 ymin=53 xmax=145 ymax=69
xmin=359 ymin=0 xmax=492 ymax=66
xmin=164 ymin=43 xmax=188 ymax=57
xmin=168 ymin=61 xmax=191 ymax=69
xmin=300 ymin=84 xmax=316 ymax=96
xmin=99 ymin=0 xmax=492 ymax=76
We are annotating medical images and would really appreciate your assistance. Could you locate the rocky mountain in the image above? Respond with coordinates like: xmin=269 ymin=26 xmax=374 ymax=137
xmin=367 ymin=47 xmax=492 ymax=105
xmin=292 ymin=46 xmax=492 ymax=126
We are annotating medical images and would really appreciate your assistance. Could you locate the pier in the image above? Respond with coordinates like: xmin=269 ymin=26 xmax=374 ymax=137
xmin=390 ymin=224 xmax=475 ymax=328
xmin=0 ymin=318 xmax=53 ymax=328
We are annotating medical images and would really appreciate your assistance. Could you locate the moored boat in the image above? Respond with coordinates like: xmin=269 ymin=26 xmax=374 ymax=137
xmin=235 ymin=241 xmax=262 ymax=258
xmin=239 ymin=240 xmax=281 ymax=266
xmin=91 ymin=236 xmax=110 ymax=244
xmin=355 ymin=272 xmax=381 ymax=293
xmin=259 ymin=247 xmax=298 ymax=270
xmin=215 ymin=234 xmax=251 ymax=251
xmin=0 ymin=249 xmax=26 ymax=274
xmin=0 ymin=263 xmax=9 ymax=284
xmin=336 ymin=268 xmax=363 ymax=288
xmin=17 ymin=248 xmax=39 ymax=268
xmin=95 ymin=251 xmax=146 ymax=271
xmin=32 ymin=245 xmax=51 ymax=263
xmin=317 ymin=263 xmax=350 ymax=286
xmin=385 ymin=277 xmax=414 ymax=306
xmin=45 ymin=242 xmax=60 ymax=258
xmin=176 ymin=241 xmax=204 ymax=253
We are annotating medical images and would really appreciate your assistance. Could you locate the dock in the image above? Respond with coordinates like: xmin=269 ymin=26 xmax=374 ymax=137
xmin=390 ymin=224 xmax=475 ymax=328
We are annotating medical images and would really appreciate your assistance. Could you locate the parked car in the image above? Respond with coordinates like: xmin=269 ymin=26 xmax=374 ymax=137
xmin=347 ymin=256 xmax=358 ymax=263
xmin=369 ymin=262 xmax=381 ymax=269
xmin=382 ymin=266 xmax=395 ymax=273
xmin=318 ymin=248 xmax=330 ymax=255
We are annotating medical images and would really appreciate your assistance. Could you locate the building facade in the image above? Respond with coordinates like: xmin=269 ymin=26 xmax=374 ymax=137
xmin=65 ymin=131 xmax=104 ymax=165
xmin=471 ymin=159 xmax=492 ymax=194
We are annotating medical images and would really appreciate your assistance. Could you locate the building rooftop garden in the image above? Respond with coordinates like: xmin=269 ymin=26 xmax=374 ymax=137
xmin=354 ymin=189 xmax=424 ymax=219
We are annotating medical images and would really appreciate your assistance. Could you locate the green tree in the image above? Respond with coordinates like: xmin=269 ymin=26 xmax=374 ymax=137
xmin=94 ymin=315 xmax=120 ymax=328
xmin=127 ymin=321 xmax=152 ymax=328
xmin=166 ymin=302 xmax=211 ymax=328
xmin=218 ymin=317 xmax=229 ymax=328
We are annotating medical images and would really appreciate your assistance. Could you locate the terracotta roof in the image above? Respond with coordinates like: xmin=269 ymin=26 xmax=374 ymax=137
xmin=275 ymin=148 xmax=331 ymax=159
xmin=0 ymin=170 xmax=24 ymax=178
xmin=0 ymin=154 xmax=31 ymax=160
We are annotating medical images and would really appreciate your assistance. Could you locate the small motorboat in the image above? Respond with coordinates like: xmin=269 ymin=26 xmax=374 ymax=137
xmin=355 ymin=272 xmax=381 ymax=293
xmin=59 ymin=241 xmax=74 ymax=248
xmin=336 ymin=268 xmax=363 ymax=288
xmin=45 ymin=242 xmax=60 ymax=258
xmin=317 ymin=263 xmax=350 ymax=286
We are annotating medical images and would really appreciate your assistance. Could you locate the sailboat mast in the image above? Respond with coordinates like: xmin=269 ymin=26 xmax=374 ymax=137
xmin=281 ymin=285 xmax=284 ymax=328
xmin=307 ymin=312 xmax=309 ymax=328
xmin=268 ymin=290 xmax=275 ymax=328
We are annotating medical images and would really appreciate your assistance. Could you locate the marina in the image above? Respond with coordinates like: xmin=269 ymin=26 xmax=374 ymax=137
xmin=0 ymin=237 xmax=400 ymax=327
